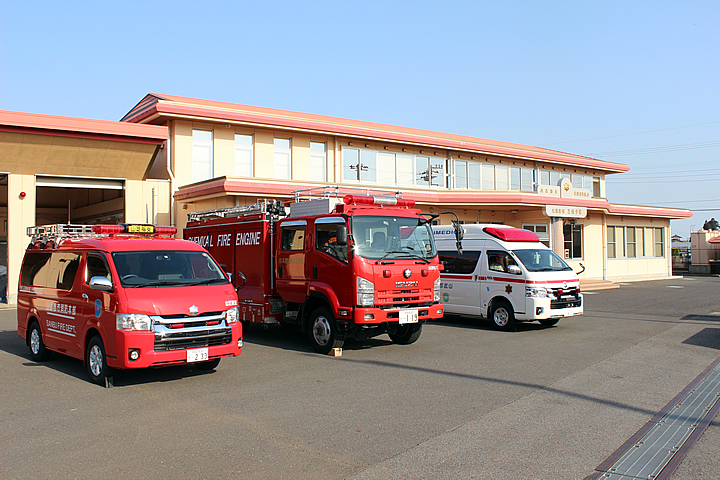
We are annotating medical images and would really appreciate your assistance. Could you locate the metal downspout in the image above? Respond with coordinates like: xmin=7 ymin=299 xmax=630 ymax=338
xmin=166 ymin=123 xmax=176 ymax=227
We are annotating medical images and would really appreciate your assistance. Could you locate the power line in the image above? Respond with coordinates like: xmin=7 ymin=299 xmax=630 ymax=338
xmin=541 ymin=120 xmax=720 ymax=146
xmin=589 ymin=140 xmax=720 ymax=158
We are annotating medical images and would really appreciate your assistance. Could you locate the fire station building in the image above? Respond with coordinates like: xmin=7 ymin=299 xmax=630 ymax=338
xmin=0 ymin=93 xmax=691 ymax=303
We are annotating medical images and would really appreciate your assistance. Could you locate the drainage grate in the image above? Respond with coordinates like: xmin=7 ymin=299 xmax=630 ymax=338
xmin=588 ymin=358 xmax=720 ymax=480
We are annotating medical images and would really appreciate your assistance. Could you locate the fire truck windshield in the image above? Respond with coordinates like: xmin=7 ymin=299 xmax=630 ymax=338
xmin=351 ymin=216 xmax=437 ymax=261
xmin=111 ymin=250 xmax=229 ymax=288
xmin=512 ymin=249 xmax=573 ymax=272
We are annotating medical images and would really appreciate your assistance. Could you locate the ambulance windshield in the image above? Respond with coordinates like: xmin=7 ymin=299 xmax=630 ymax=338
xmin=351 ymin=216 xmax=437 ymax=261
xmin=112 ymin=250 xmax=229 ymax=287
xmin=512 ymin=249 xmax=573 ymax=272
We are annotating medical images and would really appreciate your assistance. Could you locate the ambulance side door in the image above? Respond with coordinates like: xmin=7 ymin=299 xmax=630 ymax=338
xmin=481 ymin=249 xmax=526 ymax=315
xmin=438 ymin=248 xmax=482 ymax=316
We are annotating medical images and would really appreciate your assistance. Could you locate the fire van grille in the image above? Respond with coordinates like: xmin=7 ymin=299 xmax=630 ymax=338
xmin=154 ymin=328 xmax=232 ymax=351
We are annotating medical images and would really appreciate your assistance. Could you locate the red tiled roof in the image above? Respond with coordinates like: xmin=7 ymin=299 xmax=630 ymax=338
xmin=122 ymin=93 xmax=630 ymax=174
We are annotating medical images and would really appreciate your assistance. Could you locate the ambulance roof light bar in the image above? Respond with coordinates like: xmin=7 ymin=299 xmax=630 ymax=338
xmin=483 ymin=227 xmax=540 ymax=242
xmin=343 ymin=195 xmax=416 ymax=207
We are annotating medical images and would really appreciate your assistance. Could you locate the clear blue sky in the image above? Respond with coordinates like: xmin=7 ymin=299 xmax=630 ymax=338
xmin=1 ymin=0 xmax=718 ymax=237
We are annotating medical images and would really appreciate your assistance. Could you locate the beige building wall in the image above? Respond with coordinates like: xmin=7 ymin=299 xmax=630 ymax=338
xmin=7 ymin=174 xmax=36 ymax=304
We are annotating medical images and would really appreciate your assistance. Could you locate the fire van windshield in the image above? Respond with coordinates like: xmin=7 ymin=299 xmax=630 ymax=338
xmin=512 ymin=249 xmax=573 ymax=272
xmin=111 ymin=251 xmax=229 ymax=288
xmin=351 ymin=216 xmax=437 ymax=261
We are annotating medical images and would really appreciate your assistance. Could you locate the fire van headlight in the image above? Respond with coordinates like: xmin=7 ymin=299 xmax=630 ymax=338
xmin=526 ymin=286 xmax=554 ymax=299
xmin=434 ymin=277 xmax=441 ymax=302
xmin=116 ymin=313 xmax=152 ymax=331
xmin=357 ymin=276 xmax=375 ymax=306
xmin=225 ymin=306 xmax=239 ymax=323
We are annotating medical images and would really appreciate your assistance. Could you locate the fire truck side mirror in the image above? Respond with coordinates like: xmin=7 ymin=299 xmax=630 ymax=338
xmin=89 ymin=276 xmax=113 ymax=292
xmin=336 ymin=225 xmax=348 ymax=246
xmin=236 ymin=272 xmax=247 ymax=290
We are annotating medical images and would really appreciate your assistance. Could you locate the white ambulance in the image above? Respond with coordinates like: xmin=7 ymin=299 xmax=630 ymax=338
xmin=433 ymin=224 xmax=583 ymax=329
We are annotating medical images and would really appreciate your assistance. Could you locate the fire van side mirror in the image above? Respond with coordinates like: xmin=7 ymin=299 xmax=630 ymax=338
xmin=236 ymin=272 xmax=247 ymax=290
xmin=336 ymin=225 xmax=347 ymax=246
xmin=89 ymin=276 xmax=113 ymax=292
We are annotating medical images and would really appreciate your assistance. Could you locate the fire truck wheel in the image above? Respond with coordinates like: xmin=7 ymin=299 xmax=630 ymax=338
xmin=85 ymin=336 xmax=111 ymax=385
xmin=539 ymin=318 xmax=560 ymax=327
xmin=28 ymin=321 xmax=51 ymax=361
xmin=490 ymin=301 xmax=515 ymax=331
xmin=308 ymin=307 xmax=345 ymax=354
xmin=195 ymin=358 xmax=221 ymax=370
xmin=389 ymin=323 xmax=422 ymax=345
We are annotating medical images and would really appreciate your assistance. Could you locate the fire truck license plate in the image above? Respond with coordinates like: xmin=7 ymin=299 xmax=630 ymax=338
xmin=399 ymin=309 xmax=419 ymax=324
xmin=187 ymin=347 xmax=209 ymax=362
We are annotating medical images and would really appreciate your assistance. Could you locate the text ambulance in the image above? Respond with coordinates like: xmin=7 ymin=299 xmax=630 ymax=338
xmin=433 ymin=224 xmax=583 ymax=330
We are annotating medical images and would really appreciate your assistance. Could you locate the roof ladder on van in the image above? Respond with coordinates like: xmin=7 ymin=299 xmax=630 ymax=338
xmin=27 ymin=224 xmax=96 ymax=246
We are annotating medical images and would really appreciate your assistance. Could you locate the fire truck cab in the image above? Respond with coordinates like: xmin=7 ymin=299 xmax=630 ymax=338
xmin=184 ymin=188 xmax=445 ymax=353
xmin=17 ymin=224 xmax=242 ymax=385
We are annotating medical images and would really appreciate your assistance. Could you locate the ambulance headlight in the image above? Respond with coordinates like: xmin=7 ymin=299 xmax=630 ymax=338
xmin=525 ymin=286 xmax=551 ymax=298
xmin=434 ymin=277 xmax=441 ymax=302
xmin=357 ymin=276 xmax=375 ymax=306
xmin=225 ymin=306 xmax=239 ymax=323
xmin=116 ymin=313 xmax=152 ymax=331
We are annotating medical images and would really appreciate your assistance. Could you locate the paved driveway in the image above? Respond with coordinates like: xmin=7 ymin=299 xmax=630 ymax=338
xmin=1 ymin=276 xmax=719 ymax=479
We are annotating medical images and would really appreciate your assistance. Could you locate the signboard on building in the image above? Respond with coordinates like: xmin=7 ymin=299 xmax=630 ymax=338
xmin=544 ymin=205 xmax=587 ymax=218
xmin=537 ymin=178 xmax=592 ymax=200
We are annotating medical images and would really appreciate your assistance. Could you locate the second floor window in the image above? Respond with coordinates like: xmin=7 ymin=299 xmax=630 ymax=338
xmin=192 ymin=129 xmax=213 ymax=183
xmin=310 ymin=142 xmax=327 ymax=182
xmin=235 ymin=133 xmax=253 ymax=177
xmin=274 ymin=138 xmax=291 ymax=179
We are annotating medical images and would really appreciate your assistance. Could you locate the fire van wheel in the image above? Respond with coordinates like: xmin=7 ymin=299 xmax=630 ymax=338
xmin=389 ymin=323 xmax=423 ymax=345
xmin=195 ymin=358 xmax=221 ymax=370
xmin=539 ymin=318 xmax=560 ymax=327
xmin=85 ymin=336 xmax=111 ymax=385
xmin=28 ymin=321 xmax=51 ymax=361
xmin=490 ymin=301 xmax=516 ymax=331
xmin=308 ymin=307 xmax=345 ymax=354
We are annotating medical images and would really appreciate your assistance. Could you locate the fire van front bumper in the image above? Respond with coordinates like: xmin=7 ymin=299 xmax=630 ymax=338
xmin=351 ymin=303 xmax=444 ymax=324
xmin=110 ymin=321 xmax=243 ymax=369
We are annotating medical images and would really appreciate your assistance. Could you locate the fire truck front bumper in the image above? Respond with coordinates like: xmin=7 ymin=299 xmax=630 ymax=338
xmin=352 ymin=304 xmax=444 ymax=324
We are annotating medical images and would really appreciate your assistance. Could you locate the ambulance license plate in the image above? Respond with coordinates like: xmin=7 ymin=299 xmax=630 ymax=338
xmin=187 ymin=347 xmax=209 ymax=362
xmin=399 ymin=309 xmax=419 ymax=324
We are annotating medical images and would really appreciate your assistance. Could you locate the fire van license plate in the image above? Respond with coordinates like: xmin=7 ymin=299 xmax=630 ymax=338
xmin=187 ymin=347 xmax=209 ymax=362
xmin=399 ymin=309 xmax=419 ymax=324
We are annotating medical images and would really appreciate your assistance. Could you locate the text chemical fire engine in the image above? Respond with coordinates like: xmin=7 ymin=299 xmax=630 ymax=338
xmin=184 ymin=188 xmax=445 ymax=353
xmin=434 ymin=224 xmax=583 ymax=330
xmin=17 ymin=223 xmax=243 ymax=385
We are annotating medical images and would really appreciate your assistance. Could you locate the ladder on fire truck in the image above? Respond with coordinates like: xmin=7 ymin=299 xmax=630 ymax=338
xmin=27 ymin=224 xmax=96 ymax=245
xmin=291 ymin=185 xmax=402 ymax=203
xmin=187 ymin=200 xmax=287 ymax=223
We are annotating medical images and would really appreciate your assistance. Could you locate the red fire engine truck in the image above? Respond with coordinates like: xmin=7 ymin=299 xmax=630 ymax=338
xmin=184 ymin=188 xmax=444 ymax=353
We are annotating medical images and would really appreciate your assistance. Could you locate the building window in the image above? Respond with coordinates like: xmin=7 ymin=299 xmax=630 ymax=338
xmin=377 ymin=151 xmax=396 ymax=185
xmin=592 ymin=177 xmax=601 ymax=197
xmin=653 ymin=227 xmax=665 ymax=257
xmin=455 ymin=160 xmax=468 ymax=189
xmin=482 ymin=164 xmax=495 ymax=190
xmin=310 ymin=142 xmax=327 ymax=182
xmin=509 ymin=166 xmax=521 ymax=190
xmin=274 ymin=137 xmax=291 ymax=179
xmin=521 ymin=167 xmax=534 ymax=191
xmin=523 ymin=223 xmax=550 ymax=247
xmin=342 ymin=147 xmax=376 ymax=182
xmin=563 ymin=224 xmax=583 ymax=259
xmin=495 ymin=165 xmax=509 ymax=190
xmin=192 ymin=129 xmax=213 ymax=183
xmin=234 ymin=133 xmax=253 ymax=177
xmin=396 ymin=153 xmax=414 ymax=186
xmin=607 ymin=226 xmax=616 ymax=258
xmin=626 ymin=227 xmax=637 ymax=258
xmin=416 ymin=155 xmax=444 ymax=187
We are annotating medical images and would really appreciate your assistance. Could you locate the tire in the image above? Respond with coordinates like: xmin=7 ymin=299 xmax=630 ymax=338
xmin=539 ymin=318 xmax=560 ymax=327
xmin=28 ymin=321 xmax=51 ymax=361
xmin=389 ymin=323 xmax=422 ymax=345
xmin=308 ymin=307 xmax=345 ymax=354
xmin=490 ymin=300 xmax=515 ymax=331
xmin=85 ymin=336 xmax=111 ymax=385
xmin=195 ymin=358 xmax=221 ymax=370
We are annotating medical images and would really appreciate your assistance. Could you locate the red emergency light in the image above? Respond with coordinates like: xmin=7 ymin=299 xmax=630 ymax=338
xmin=92 ymin=224 xmax=177 ymax=236
xmin=343 ymin=195 xmax=416 ymax=207
xmin=484 ymin=227 xmax=539 ymax=242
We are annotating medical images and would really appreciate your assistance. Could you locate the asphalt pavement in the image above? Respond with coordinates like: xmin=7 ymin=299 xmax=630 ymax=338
xmin=1 ymin=276 xmax=719 ymax=479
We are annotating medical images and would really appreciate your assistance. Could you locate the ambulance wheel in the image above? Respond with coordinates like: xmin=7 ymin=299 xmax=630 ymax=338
xmin=85 ymin=335 xmax=111 ymax=385
xmin=490 ymin=301 xmax=515 ymax=330
xmin=28 ymin=321 xmax=51 ymax=361
xmin=195 ymin=358 xmax=221 ymax=370
xmin=308 ymin=307 xmax=345 ymax=354
xmin=389 ymin=323 xmax=422 ymax=345
xmin=539 ymin=318 xmax=560 ymax=327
